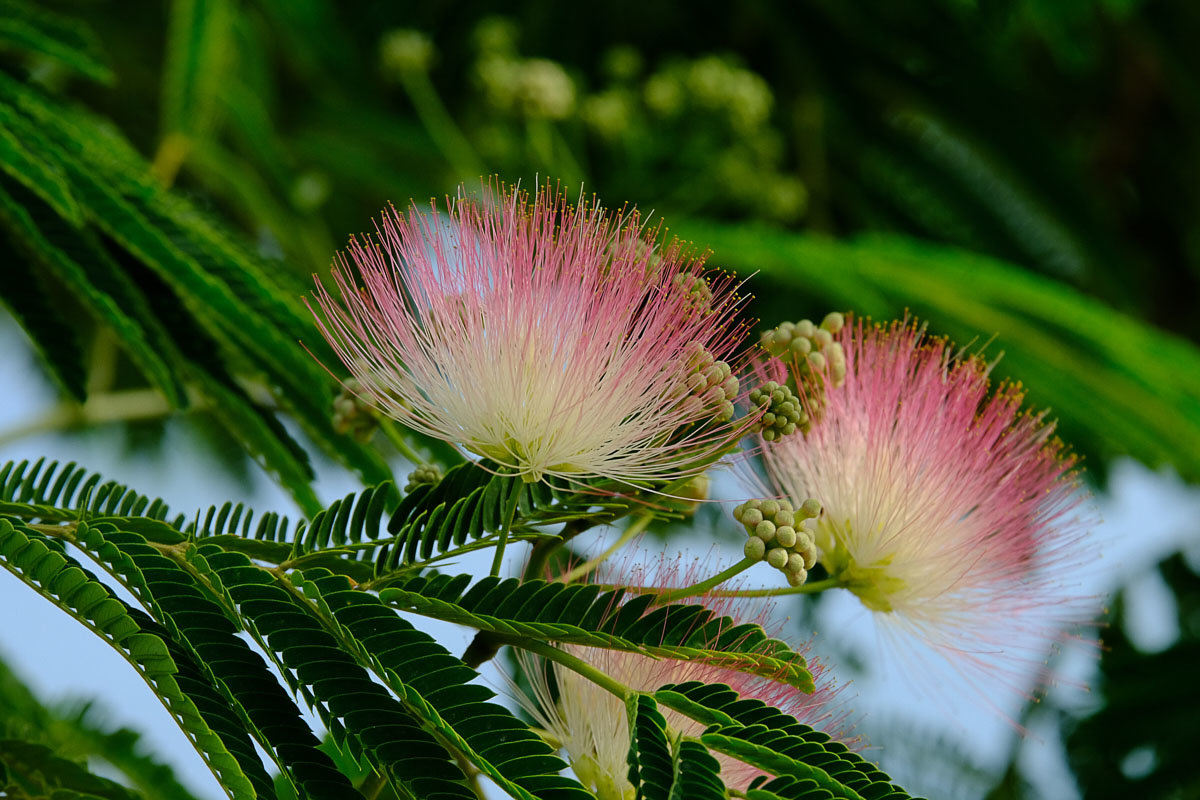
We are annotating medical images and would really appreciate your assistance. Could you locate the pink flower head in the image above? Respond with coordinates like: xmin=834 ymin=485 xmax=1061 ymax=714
xmin=309 ymin=181 xmax=753 ymax=484
xmin=758 ymin=317 xmax=1091 ymax=701
xmin=516 ymin=551 xmax=852 ymax=796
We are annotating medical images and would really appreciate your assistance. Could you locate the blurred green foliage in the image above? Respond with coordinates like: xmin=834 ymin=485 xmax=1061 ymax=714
xmin=2 ymin=0 xmax=1200 ymax=797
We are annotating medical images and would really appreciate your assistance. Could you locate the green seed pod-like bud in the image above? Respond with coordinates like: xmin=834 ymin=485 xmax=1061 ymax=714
xmin=766 ymin=547 xmax=789 ymax=570
xmin=796 ymin=319 xmax=815 ymax=338
xmin=404 ymin=464 xmax=444 ymax=493
xmin=717 ymin=400 xmax=734 ymax=421
xmin=822 ymin=311 xmax=845 ymax=333
xmin=807 ymin=351 xmax=827 ymax=372
xmin=755 ymin=520 xmax=777 ymax=541
xmin=800 ymin=498 xmax=822 ymax=518
xmin=774 ymin=509 xmax=794 ymax=528
xmin=787 ymin=568 xmax=808 ymax=587
xmin=814 ymin=328 xmax=833 ymax=349
xmin=732 ymin=502 xmax=747 ymax=522
xmin=787 ymin=552 xmax=806 ymax=574
xmin=789 ymin=336 xmax=812 ymax=355
xmin=775 ymin=525 xmax=797 ymax=548
xmin=760 ymin=500 xmax=780 ymax=517
xmin=800 ymin=544 xmax=818 ymax=570
xmin=741 ymin=507 xmax=763 ymax=528
xmin=744 ymin=536 xmax=766 ymax=561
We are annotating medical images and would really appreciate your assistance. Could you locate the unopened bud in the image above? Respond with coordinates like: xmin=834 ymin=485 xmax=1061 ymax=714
xmin=775 ymin=526 xmax=797 ymax=548
xmin=744 ymin=536 xmax=766 ymax=561
xmin=800 ymin=498 xmax=822 ymax=518
xmin=404 ymin=464 xmax=443 ymax=493
xmin=766 ymin=548 xmax=789 ymax=570
xmin=821 ymin=311 xmax=845 ymax=333
xmin=755 ymin=520 xmax=777 ymax=542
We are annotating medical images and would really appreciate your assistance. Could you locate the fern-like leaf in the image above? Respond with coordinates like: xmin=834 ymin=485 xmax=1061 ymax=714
xmin=0 ymin=518 xmax=270 ymax=799
xmin=381 ymin=575 xmax=815 ymax=691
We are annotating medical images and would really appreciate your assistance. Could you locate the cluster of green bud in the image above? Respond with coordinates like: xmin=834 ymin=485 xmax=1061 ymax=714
xmin=758 ymin=311 xmax=848 ymax=389
xmin=748 ymin=381 xmax=804 ymax=440
xmin=734 ymin=497 xmax=821 ymax=586
xmin=404 ymin=464 xmax=443 ymax=494
xmin=676 ymin=343 xmax=739 ymax=422
xmin=672 ymin=271 xmax=713 ymax=315
xmin=332 ymin=378 xmax=379 ymax=442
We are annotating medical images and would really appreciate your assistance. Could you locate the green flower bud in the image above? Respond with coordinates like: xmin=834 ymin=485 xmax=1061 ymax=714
xmin=744 ymin=536 xmax=766 ymax=561
xmin=766 ymin=547 xmax=789 ymax=569
xmin=775 ymin=526 xmax=797 ymax=548
xmin=787 ymin=552 xmax=806 ymax=574
xmin=787 ymin=568 xmax=808 ymax=587
xmin=800 ymin=498 xmax=822 ymax=518
xmin=741 ymin=507 xmax=764 ymax=528
xmin=774 ymin=509 xmax=794 ymax=528
xmin=814 ymin=328 xmax=833 ymax=349
xmin=404 ymin=463 xmax=444 ymax=493
xmin=821 ymin=311 xmax=845 ymax=333
xmin=755 ymin=520 xmax=777 ymax=541
xmin=760 ymin=500 xmax=780 ymax=517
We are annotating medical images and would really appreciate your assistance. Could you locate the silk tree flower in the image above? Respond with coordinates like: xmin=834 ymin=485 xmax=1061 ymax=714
xmin=515 ymin=552 xmax=853 ymax=797
xmin=309 ymin=182 xmax=755 ymax=485
xmin=758 ymin=317 xmax=1090 ymax=698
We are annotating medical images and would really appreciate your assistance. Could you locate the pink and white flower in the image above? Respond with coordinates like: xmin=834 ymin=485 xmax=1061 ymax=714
xmin=759 ymin=318 xmax=1091 ymax=699
xmin=309 ymin=182 xmax=752 ymax=484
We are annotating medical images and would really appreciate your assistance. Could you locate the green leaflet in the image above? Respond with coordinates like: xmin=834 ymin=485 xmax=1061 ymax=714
xmin=0 ymin=651 xmax=203 ymax=800
xmin=0 ymin=738 xmax=144 ymax=800
xmin=0 ymin=457 xmax=184 ymax=534
xmin=656 ymin=682 xmax=918 ymax=800
xmin=380 ymin=575 xmax=815 ymax=692
xmin=192 ymin=545 xmax=480 ymax=800
xmin=0 ymin=101 xmax=81 ymax=225
xmin=626 ymin=694 xmax=727 ymax=800
xmin=0 ymin=518 xmax=269 ymax=800
xmin=0 ymin=176 xmax=187 ymax=406
xmin=69 ymin=521 xmax=358 ymax=800
xmin=296 ymin=569 xmax=590 ymax=800
xmin=0 ymin=0 xmax=113 ymax=83
xmin=0 ymin=235 xmax=87 ymax=401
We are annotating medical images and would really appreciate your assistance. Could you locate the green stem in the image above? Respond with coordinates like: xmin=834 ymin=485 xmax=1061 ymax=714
xmin=705 ymin=576 xmax=843 ymax=599
xmin=489 ymin=483 xmax=523 ymax=577
xmin=512 ymin=637 xmax=628 ymax=699
xmin=523 ymin=519 xmax=590 ymax=581
xmin=0 ymin=388 xmax=176 ymax=448
xmin=559 ymin=513 xmax=653 ymax=584
xmin=400 ymin=71 xmax=484 ymax=178
xmin=653 ymin=557 xmax=758 ymax=604
xmin=377 ymin=417 xmax=425 ymax=464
